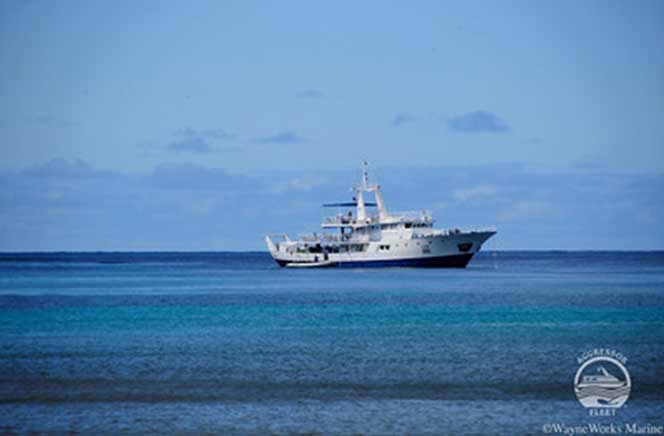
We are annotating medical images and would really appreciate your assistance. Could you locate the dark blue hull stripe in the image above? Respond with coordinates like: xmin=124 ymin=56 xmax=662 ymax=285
xmin=277 ymin=253 xmax=474 ymax=268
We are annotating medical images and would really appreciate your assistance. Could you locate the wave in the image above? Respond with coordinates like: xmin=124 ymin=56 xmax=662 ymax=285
xmin=1 ymin=379 xmax=661 ymax=404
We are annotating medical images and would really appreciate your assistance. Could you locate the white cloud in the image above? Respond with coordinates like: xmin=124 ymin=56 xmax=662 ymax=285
xmin=453 ymin=186 xmax=497 ymax=201
xmin=498 ymin=200 xmax=563 ymax=221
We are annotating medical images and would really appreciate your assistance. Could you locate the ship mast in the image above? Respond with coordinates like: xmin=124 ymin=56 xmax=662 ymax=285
xmin=355 ymin=161 xmax=368 ymax=221
xmin=355 ymin=161 xmax=389 ymax=222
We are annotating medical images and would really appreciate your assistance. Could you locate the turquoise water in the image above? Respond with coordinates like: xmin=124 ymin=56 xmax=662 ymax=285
xmin=1 ymin=252 xmax=663 ymax=435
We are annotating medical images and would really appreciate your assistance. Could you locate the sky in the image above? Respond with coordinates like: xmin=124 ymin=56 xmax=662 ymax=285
xmin=0 ymin=0 xmax=663 ymax=251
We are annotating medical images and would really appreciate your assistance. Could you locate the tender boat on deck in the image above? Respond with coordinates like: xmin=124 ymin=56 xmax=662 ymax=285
xmin=265 ymin=163 xmax=496 ymax=268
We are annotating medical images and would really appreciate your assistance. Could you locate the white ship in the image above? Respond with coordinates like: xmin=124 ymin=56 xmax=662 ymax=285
xmin=265 ymin=163 xmax=496 ymax=268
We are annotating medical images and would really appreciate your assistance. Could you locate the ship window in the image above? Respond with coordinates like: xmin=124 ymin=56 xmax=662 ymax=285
xmin=405 ymin=223 xmax=412 ymax=229
xmin=379 ymin=245 xmax=391 ymax=251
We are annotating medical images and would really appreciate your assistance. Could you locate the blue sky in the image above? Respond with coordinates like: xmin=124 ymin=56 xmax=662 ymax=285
xmin=1 ymin=0 xmax=663 ymax=250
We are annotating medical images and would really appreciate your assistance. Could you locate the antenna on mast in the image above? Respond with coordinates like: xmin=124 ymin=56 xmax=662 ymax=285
xmin=362 ymin=160 xmax=369 ymax=189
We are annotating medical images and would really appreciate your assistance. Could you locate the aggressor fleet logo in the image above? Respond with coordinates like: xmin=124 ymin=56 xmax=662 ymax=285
xmin=574 ymin=349 xmax=631 ymax=416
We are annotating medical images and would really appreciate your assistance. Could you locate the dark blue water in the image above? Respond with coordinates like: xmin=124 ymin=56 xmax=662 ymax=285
xmin=1 ymin=252 xmax=663 ymax=435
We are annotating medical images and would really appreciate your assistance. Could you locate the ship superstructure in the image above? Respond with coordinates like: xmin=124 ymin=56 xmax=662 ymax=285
xmin=265 ymin=163 xmax=496 ymax=268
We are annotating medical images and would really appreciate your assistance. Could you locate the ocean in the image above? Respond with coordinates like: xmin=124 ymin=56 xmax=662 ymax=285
xmin=1 ymin=251 xmax=663 ymax=435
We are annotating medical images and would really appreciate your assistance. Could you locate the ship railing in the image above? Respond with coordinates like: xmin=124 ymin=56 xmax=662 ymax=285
xmin=299 ymin=233 xmax=321 ymax=242
xmin=322 ymin=216 xmax=363 ymax=226
xmin=412 ymin=226 xmax=497 ymax=238
xmin=323 ymin=211 xmax=434 ymax=226
xmin=322 ymin=233 xmax=352 ymax=242
xmin=447 ymin=225 xmax=497 ymax=234
xmin=298 ymin=233 xmax=351 ymax=243
xmin=266 ymin=233 xmax=291 ymax=242
xmin=390 ymin=210 xmax=432 ymax=222
xmin=322 ymin=215 xmax=381 ymax=226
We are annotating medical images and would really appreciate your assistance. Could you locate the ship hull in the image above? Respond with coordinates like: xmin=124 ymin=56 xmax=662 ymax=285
xmin=276 ymin=253 xmax=473 ymax=268
xmin=269 ymin=231 xmax=495 ymax=269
